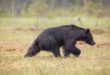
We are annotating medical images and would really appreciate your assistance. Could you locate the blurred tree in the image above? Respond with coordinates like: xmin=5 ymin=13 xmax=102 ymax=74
xmin=0 ymin=0 xmax=110 ymax=17
xmin=0 ymin=0 xmax=11 ymax=16
xmin=11 ymin=0 xmax=32 ymax=16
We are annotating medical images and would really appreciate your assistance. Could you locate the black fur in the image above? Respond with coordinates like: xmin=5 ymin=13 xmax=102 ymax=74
xmin=24 ymin=24 xmax=95 ymax=57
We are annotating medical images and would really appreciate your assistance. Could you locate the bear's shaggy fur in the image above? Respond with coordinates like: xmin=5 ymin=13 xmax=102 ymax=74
xmin=24 ymin=25 xmax=95 ymax=57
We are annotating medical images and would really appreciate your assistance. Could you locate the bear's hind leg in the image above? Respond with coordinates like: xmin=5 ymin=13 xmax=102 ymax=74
xmin=24 ymin=46 xmax=40 ymax=57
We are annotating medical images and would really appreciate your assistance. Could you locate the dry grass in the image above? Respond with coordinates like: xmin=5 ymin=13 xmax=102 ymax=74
xmin=0 ymin=17 xmax=110 ymax=75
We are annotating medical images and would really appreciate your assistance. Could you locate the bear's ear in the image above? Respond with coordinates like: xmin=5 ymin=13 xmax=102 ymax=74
xmin=86 ymin=28 xmax=90 ymax=33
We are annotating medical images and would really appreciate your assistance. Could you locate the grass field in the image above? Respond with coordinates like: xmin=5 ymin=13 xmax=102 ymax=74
xmin=0 ymin=17 xmax=110 ymax=75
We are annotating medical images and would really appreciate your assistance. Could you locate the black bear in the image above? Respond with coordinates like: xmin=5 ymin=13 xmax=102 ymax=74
xmin=24 ymin=25 xmax=95 ymax=57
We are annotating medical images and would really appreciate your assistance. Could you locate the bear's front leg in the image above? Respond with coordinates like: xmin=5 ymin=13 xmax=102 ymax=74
xmin=63 ymin=39 xmax=81 ymax=57
xmin=64 ymin=46 xmax=81 ymax=57
xmin=70 ymin=47 xmax=81 ymax=57
xmin=63 ymin=46 xmax=70 ymax=57
xmin=52 ymin=49 xmax=61 ymax=57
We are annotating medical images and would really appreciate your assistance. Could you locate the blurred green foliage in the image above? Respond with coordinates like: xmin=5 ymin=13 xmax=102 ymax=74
xmin=0 ymin=0 xmax=110 ymax=17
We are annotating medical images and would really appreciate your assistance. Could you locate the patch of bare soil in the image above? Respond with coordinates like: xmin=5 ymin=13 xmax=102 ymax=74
xmin=0 ymin=42 xmax=28 ymax=51
xmin=92 ymin=29 xmax=105 ymax=34
xmin=14 ymin=28 xmax=43 ymax=32
xmin=77 ymin=41 xmax=110 ymax=48
xmin=95 ymin=43 xmax=110 ymax=48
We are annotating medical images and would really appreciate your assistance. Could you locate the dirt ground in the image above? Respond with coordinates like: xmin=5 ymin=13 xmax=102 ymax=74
xmin=0 ymin=27 xmax=110 ymax=75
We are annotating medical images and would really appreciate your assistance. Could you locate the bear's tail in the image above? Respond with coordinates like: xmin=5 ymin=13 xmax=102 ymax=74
xmin=24 ymin=41 xmax=40 ymax=57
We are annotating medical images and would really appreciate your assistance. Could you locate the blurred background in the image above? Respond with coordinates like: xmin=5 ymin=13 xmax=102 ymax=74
xmin=0 ymin=0 xmax=110 ymax=75
xmin=0 ymin=0 xmax=110 ymax=17
xmin=0 ymin=0 xmax=110 ymax=28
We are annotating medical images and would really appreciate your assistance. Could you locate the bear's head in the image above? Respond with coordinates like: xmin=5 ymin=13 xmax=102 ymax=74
xmin=84 ymin=29 xmax=95 ymax=46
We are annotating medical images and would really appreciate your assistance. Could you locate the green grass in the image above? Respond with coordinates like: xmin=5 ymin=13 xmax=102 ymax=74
xmin=0 ymin=17 xmax=110 ymax=75
xmin=0 ymin=16 xmax=110 ymax=29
